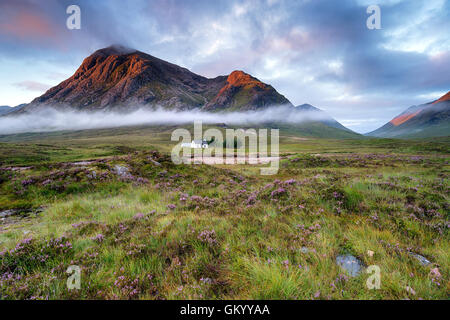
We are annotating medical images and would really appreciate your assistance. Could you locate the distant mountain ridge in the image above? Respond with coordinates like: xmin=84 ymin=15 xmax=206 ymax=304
xmin=367 ymin=91 xmax=450 ymax=138
xmin=0 ymin=106 xmax=11 ymax=115
xmin=0 ymin=104 xmax=26 ymax=116
xmin=294 ymin=104 xmax=352 ymax=132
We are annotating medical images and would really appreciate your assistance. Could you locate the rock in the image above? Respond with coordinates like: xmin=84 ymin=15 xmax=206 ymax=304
xmin=71 ymin=161 xmax=94 ymax=166
xmin=0 ymin=210 xmax=16 ymax=218
xmin=114 ymin=165 xmax=129 ymax=177
xmin=87 ymin=170 xmax=97 ymax=179
xmin=149 ymin=159 xmax=161 ymax=167
xmin=0 ymin=208 xmax=43 ymax=219
xmin=0 ymin=208 xmax=42 ymax=230
xmin=336 ymin=254 xmax=363 ymax=277
xmin=409 ymin=252 xmax=431 ymax=266
xmin=11 ymin=166 xmax=33 ymax=171
xmin=0 ymin=166 xmax=33 ymax=172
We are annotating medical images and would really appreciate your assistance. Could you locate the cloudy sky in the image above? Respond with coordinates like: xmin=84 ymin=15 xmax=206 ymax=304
xmin=0 ymin=0 xmax=449 ymax=133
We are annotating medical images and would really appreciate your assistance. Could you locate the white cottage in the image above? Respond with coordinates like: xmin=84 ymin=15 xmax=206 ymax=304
xmin=181 ymin=139 xmax=208 ymax=148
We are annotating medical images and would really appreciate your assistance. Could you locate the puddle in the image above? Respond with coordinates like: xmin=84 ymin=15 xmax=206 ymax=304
xmin=336 ymin=254 xmax=363 ymax=277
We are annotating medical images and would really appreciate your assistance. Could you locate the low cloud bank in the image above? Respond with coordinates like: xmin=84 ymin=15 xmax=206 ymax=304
xmin=0 ymin=106 xmax=331 ymax=135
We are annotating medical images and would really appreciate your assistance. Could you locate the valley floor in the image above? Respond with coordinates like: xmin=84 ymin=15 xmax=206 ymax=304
xmin=0 ymin=128 xmax=448 ymax=299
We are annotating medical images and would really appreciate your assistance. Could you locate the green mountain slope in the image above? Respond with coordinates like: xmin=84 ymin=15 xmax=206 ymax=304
xmin=367 ymin=92 xmax=450 ymax=138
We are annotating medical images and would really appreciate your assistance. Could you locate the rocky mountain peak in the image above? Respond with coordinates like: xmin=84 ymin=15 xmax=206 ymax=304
xmin=226 ymin=70 xmax=267 ymax=89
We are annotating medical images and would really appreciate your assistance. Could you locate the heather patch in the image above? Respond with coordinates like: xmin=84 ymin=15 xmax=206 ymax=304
xmin=0 ymin=138 xmax=448 ymax=300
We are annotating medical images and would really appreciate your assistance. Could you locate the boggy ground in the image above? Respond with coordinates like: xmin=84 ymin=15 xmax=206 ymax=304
xmin=0 ymin=132 xmax=448 ymax=300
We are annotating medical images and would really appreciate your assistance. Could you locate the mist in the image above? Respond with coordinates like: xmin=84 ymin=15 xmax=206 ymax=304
xmin=0 ymin=105 xmax=332 ymax=135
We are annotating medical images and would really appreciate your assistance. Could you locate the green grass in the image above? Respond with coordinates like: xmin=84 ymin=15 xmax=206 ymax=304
xmin=0 ymin=125 xmax=448 ymax=300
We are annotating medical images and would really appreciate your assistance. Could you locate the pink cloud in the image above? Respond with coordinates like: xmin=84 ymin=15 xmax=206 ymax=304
xmin=0 ymin=10 xmax=57 ymax=39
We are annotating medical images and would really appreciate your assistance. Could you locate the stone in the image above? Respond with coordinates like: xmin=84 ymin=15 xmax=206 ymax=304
xmin=409 ymin=252 xmax=431 ymax=266
xmin=148 ymin=158 xmax=162 ymax=166
xmin=114 ymin=165 xmax=130 ymax=177
xmin=0 ymin=210 xmax=16 ymax=218
xmin=0 ymin=208 xmax=42 ymax=219
xmin=71 ymin=161 xmax=94 ymax=166
xmin=336 ymin=254 xmax=363 ymax=277
xmin=300 ymin=247 xmax=309 ymax=253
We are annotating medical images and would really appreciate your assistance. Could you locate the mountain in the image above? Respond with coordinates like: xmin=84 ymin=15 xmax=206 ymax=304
xmin=203 ymin=70 xmax=292 ymax=111
xmin=367 ymin=91 xmax=450 ymax=138
xmin=432 ymin=91 xmax=450 ymax=104
xmin=14 ymin=45 xmax=290 ymax=113
xmin=0 ymin=106 xmax=11 ymax=115
xmin=0 ymin=104 xmax=26 ymax=116
xmin=5 ymin=45 xmax=358 ymax=137
xmin=294 ymin=104 xmax=352 ymax=131
xmin=18 ymin=45 xmax=219 ymax=112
